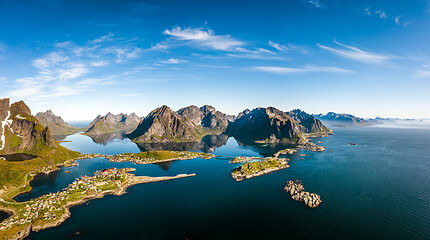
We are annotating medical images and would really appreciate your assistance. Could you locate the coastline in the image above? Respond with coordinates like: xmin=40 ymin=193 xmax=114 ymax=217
xmin=0 ymin=168 xmax=196 ymax=240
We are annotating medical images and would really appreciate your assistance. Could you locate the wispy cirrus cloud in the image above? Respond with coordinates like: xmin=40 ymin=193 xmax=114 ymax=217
xmin=158 ymin=58 xmax=187 ymax=64
xmin=7 ymin=33 xmax=144 ymax=100
xmin=318 ymin=40 xmax=393 ymax=64
xmin=254 ymin=65 xmax=351 ymax=74
xmin=307 ymin=0 xmax=324 ymax=8
xmin=268 ymin=41 xmax=288 ymax=52
xmin=163 ymin=26 xmax=244 ymax=51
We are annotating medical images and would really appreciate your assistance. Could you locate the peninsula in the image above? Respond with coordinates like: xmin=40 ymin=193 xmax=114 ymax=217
xmin=0 ymin=168 xmax=195 ymax=239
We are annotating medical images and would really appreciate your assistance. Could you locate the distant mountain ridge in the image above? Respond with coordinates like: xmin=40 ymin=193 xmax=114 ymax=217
xmin=36 ymin=110 xmax=80 ymax=136
xmin=85 ymin=112 xmax=141 ymax=135
xmin=313 ymin=112 xmax=370 ymax=127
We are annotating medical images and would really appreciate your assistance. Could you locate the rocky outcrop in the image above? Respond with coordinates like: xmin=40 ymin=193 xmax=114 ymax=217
xmin=287 ymin=109 xmax=332 ymax=135
xmin=85 ymin=112 xmax=141 ymax=135
xmin=177 ymin=105 xmax=229 ymax=131
xmin=0 ymin=98 xmax=57 ymax=155
xmin=314 ymin=112 xmax=369 ymax=127
xmin=226 ymin=107 xmax=306 ymax=144
xmin=36 ymin=110 xmax=80 ymax=136
xmin=284 ymin=180 xmax=322 ymax=208
xmin=127 ymin=105 xmax=204 ymax=143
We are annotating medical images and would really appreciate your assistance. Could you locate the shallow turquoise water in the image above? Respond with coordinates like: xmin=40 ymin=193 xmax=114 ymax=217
xmin=19 ymin=127 xmax=430 ymax=239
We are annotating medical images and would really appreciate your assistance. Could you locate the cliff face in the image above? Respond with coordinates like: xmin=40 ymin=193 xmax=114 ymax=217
xmin=226 ymin=107 xmax=306 ymax=144
xmin=287 ymin=109 xmax=331 ymax=134
xmin=177 ymin=105 xmax=229 ymax=130
xmin=127 ymin=105 xmax=204 ymax=143
xmin=85 ymin=112 xmax=141 ymax=135
xmin=36 ymin=110 xmax=79 ymax=135
xmin=0 ymin=98 xmax=56 ymax=155
xmin=314 ymin=112 xmax=369 ymax=126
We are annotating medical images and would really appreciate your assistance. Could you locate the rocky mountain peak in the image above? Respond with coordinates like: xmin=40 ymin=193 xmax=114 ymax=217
xmin=10 ymin=100 xmax=31 ymax=118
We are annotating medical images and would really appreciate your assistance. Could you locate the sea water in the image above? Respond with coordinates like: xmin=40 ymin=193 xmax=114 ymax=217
xmin=19 ymin=127 xmax=430 ymax=239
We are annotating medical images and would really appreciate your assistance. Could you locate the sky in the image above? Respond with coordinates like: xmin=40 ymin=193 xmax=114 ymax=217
xmin=0 ymin=0 xmax=430 ymax=121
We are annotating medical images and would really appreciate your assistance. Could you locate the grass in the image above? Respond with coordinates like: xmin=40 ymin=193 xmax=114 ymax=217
xmin=232 ymin=159 xmax=287 ymax=176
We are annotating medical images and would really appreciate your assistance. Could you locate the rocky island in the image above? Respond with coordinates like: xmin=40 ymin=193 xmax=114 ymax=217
xmin=284 ymin=180 xmax=322 ymax=208
xmin=0 ymin=168 xmax=195 ymax=239
xmin=231 ymin=158 xmax=289 ymax=181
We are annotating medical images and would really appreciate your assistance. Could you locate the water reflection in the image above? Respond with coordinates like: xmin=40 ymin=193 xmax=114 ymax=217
xmin=87 ymin=130 xmax=129 ymax=145
xmin=135 ymin=134 xmax=230 ymax=153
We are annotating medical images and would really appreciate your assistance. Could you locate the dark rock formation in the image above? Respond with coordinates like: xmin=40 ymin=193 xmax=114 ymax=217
xmin=177 ymin=105 xmax=229 ymax=130
xmin=284 ymin=180 xmax=322 ymax=208
xmin=314 ymin=112 xmax=369 ymax=127
xmin=36 ymin=110 xmax=80 ymax=136
xmin=226 ymin=107 xmax=306 ymax=144
xmin=85 ymin=112 xmax=141 ymax=135
xmin=127 ymin=105 xmax=204 ymax=143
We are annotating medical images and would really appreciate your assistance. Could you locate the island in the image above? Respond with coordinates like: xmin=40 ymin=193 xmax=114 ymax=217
xmin=0 ymin=168 xmax=196 ymax=239
xmin=284 ymin=180 xmax=322 ymax=208
xmin=107 ymin=150 xmax=214 ymax=164
xmin=231 ymin=158 xmax=289 ymax=181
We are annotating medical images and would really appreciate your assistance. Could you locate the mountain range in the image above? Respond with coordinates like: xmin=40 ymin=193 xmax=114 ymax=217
xmin=36 ymin=110 xmax=80 ymax=136
xmin=31 ymin=104 xmax=333 ymax=145
xmin=313 ymin=112 xmax=370 ymax=127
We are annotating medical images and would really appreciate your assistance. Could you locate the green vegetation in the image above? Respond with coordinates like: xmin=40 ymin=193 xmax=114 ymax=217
xmin=231 ymin=158 xmax=289 ymax=181
xmin=108 ymin=150 xmax=214 ymax=164
xmin=9 ymin=134 xmax=21 ymax=149
xmin=0 ymin=169 xmax=130 ymax=239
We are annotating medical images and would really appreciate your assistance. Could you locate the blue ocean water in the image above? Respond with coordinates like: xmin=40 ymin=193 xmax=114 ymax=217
xmin=19 ymin=127 xmax=430 ymax=239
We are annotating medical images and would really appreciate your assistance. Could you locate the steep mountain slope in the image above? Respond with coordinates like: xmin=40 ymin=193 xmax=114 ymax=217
xmin=36 ymin=110 xmax=80 ymax=136
xmin=85 ymin=112 xmax=141 ymax=135
xmin=314 ymin=112 xmax=370 ymax=126
xmin=127 ymin=105 xmax=204 ymax=143
xmin=287 ymin=109 xmax=332 ymax=136
xmin=0 ymin=98 xmax=79 ymax=190
xmin=226 ymin=107 xmax=307 ymax=144
xmin=177 ymin=105 xmax=229 ymax=131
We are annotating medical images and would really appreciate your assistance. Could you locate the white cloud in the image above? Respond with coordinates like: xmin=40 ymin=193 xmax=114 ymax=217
xmin=318 ymin=40 xmax=393 ymax=64
xmin=89 ymin=32 xmax=114 ymax=44
xmin=364 ymin=8 xmax=372 ymax=16
xmin=254 ymin=65 xmax=351 ymax=74
xmin=308 ymin=0 xmax=323 ymax=8
xmin=159 ymin=58 xmax=187 ymax=64
xmin=375 ymin=10 xmax=387 ymax=19
xmin=268 ymin=41 xmax=288 ymax=52
xmin=90 ymin=61 xmax=108 ymax=67
xmin=8 ymin=33 xmax=141 ymax=101
xmin=394 ymin=16 xmax=401 ymax=25
xmin=163 ymin=26 xmax=244 ymax=51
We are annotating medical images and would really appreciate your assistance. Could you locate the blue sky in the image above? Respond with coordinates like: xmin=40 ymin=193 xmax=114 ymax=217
xmin=1 ymin=0 xmax=430 ymax=120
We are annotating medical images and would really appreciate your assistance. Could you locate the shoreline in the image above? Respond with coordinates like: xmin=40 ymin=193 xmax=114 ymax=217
xmin=0 ymin=168 xmax=196 ymax=239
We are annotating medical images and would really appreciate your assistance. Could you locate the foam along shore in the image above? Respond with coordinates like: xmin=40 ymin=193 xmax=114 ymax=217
xmin=284 ymin=180 xmax=322 ymax=208
xmin=0 ymin=168 xmax=196 ymax=240
xmin=106 ymin=151 xmax=214 ymax=164
xmin=231 ymin=157 xmax=289 ymax=181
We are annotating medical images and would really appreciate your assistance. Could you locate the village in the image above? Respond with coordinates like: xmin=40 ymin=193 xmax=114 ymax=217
xmin=0 ymin=168 xmax=133 ymax=231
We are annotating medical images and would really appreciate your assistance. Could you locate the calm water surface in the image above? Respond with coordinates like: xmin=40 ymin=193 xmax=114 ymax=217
xmin=19 ymin=127 xmax=430 ymax=239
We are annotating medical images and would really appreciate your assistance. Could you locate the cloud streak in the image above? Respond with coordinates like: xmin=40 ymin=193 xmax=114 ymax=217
xmin=163 ymin=26 xmax=244 ymax=51
xmin=318 ymin=40 xmax=393 ymax=64
xmin=254 ymin=65 xmax=351 ymax=74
